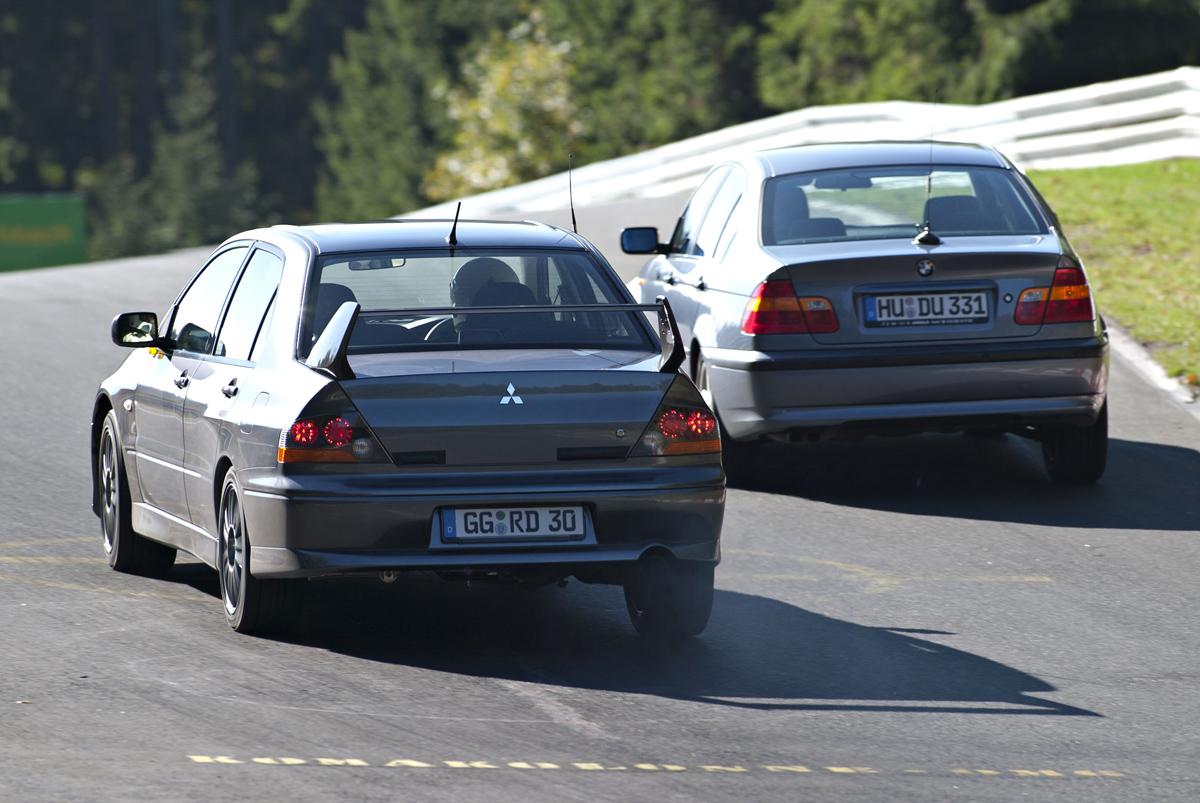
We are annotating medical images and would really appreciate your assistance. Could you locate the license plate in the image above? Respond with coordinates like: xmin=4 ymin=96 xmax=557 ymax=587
xmin=865 ymin=291 xmax=989 ymax=327
xmin=441 ymin=507 xmax=586 ymax=541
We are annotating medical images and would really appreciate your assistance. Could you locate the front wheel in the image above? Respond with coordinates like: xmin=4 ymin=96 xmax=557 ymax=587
xmin=98 ymin=411 xmax=175 ymax=576
xmin=1042 ymin=401 xmax=1108 ymax=484
xmin=624 ymin=555 xmax=714 ymax=639
xmin=218 ymin=472 xmax=302 ymax=635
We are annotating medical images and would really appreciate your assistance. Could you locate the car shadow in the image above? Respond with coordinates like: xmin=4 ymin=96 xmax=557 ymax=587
xmin=727 ymin=434 xmax=1200 ymax=531
xmin=239 ymin=576 xmax=1099 ymax=718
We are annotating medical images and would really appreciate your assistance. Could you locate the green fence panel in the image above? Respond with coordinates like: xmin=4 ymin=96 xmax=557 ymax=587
xmin=0 ymin=193 xmax=88 ymax=270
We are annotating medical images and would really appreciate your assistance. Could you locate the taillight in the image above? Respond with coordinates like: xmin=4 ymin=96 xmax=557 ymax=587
xmin=278 ymin=411 xmax=389 ymax=464
xmin=741 ymin=279 xmax=837 ymax=335
xmin=1044 ymin=266 xmax=1094 ymax=323
xmin=631 ymin=378 xmax=721 ymax=457
xmin=1014 ymin=261 xmax=1094 ymax=326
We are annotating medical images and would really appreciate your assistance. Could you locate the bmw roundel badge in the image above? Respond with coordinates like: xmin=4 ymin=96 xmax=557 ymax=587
xmin=917 ymin=259 xmax=936 ymax=277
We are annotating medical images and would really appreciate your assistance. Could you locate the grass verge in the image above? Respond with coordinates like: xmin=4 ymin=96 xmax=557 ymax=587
xmin=1031 ymin=159 xmax=1200 ymax=384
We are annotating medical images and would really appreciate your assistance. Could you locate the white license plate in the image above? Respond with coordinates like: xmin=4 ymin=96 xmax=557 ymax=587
xmin=865 ymin=292 xmax=989 ymax=327
xmin=441 ymin=507 xmax=586 ymax=540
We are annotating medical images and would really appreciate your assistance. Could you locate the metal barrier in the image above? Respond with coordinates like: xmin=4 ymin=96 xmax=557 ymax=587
xmin=405 ymin=66 xmax=1200 ymax=217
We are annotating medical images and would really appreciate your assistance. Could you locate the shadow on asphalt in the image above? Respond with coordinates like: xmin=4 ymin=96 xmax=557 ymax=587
xmin=159 ymin=564 xmax=1098 ymax=718
xmin=727 ymin=434 xmax=1200 ymax=531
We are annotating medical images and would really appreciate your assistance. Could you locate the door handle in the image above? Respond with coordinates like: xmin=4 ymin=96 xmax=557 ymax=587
xmin=221 ymin=378 xmax=239 ymax=398
xmin=173 ymin=372 xmax=189 ymax=389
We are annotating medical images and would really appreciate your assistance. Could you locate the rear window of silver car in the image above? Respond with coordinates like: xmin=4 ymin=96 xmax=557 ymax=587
xmin=306 ymin=248 xmax=656 ymax=354
xmin=762 ymin=165 xmax=1049 ymax=245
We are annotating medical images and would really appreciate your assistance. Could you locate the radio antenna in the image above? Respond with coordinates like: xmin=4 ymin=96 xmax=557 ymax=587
xmin=568 ymin=152 xmax=578 ymax=234
xmin=913 ymin=115 xmax=941 ymax=246
xmin=447 ymin=201 xmax=462 ymax=255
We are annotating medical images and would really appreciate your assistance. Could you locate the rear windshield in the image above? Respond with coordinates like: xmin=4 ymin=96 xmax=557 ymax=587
xmin=305 ymin=248 xmax=656 ymax=355
xmin=762 ymin=164 xmax=1048 ymax=245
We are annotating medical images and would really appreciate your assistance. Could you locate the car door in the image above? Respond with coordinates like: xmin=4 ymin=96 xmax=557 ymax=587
xmin=182 ymin=244 xmax=285 ymax=534
xmin=683 ymin=166 xmax=746 ymax=347
xmin=652 ymin=166 xmax=731 ymax=347
xmin=131 ymin=244 xmax=249 ymax=521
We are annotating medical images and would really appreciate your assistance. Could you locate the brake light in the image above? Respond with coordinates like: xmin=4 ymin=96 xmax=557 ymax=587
xmin=741 ymin=280 xmax=838 ymax=335
xmin=631 ymin=378 xmax=721 ymax=457
xmin=278 ymin=412 xmax=389 ymax=464
xmin=1014 ymin=262 xmax=1094 ymax=326
xmin=1044 ymin=266 xmax=1094 ymax=323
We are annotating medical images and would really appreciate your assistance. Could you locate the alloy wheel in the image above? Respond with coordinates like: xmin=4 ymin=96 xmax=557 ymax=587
xmin=220 ymin=485 xmax=245 ymax=616
xmin=100 ymin=429 xmax=118 ymax=555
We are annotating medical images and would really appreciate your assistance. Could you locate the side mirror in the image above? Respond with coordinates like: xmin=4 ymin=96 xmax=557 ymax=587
xmin=111 ymin=312 xmax=160 ymax=348
xmin=621 ymin=227 xmax=664 ymax=255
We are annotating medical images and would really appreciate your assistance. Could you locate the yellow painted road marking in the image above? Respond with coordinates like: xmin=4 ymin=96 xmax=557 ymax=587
xmin=0 ymin=571 xmax=195 ymax=601
xmin=724 ymin=550 xmax=1051 ymax=593
xmin=186 ymin=755 xmax=1130 ymax=779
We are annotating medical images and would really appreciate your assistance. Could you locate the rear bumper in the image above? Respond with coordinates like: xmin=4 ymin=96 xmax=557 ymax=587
xmin=238 ymin=465 xmax=725 ymax=579
xmin=706 ymin=335 xmax=1108 ymax=439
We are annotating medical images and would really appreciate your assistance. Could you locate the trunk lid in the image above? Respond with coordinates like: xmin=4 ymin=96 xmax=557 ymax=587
xmin=340 ymin=349 xmax=671 ymax=467
xmin=767 ymin=235 xmax=1063 ymax=345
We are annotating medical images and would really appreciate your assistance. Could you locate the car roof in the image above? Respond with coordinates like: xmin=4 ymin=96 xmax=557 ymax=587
xmin=271 ymin=219 xmax=585 ymax=254
xmin=751 ymin=141 xmax=1010 ymax=176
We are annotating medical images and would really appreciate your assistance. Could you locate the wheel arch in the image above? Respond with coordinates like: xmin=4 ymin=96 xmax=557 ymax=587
xmin=90 ymin=395 xmax=114 ymax=517
xmin=213 ymin=456 xmax=236 ymax=531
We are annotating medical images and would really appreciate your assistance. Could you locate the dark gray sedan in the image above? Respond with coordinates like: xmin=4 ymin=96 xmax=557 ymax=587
xmin=92 ymin=220 xmax=724 ymax=636
xmin=624 ymin=141 xmax=1109 ymax=483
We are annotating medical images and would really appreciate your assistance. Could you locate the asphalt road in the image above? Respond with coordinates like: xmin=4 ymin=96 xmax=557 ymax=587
xmin=2 ymin=196 xmax=1199 ymax=801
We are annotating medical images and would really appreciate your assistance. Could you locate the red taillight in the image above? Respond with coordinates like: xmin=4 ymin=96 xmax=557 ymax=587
xmin=658 ymin=409 xmax=689 ymax=440
xmin=278 ymin=413 xmax=388 ymax=464
xmin=741 ymin=280 xmax=838 ymax=335
xmin=1044 ymin=266 xmax=1094 ymax=323
xmin=323 ymin=417 xmax=354 ymax=448
xmin=1014 ymin=263 xmax=1094 ymax=326
xmin=687 ymin=410 xmax=716 ymax=437
xmin=289 ymin=420 xmax=318 ymax=445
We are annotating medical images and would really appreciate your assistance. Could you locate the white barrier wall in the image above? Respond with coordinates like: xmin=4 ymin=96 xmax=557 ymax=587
xmin=406 ymin=66 xmax=1199 ymax=218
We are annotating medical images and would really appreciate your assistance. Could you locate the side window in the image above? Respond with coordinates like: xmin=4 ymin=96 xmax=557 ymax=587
xmin=250 ymin=296 xmax=277 ymax=363
xmin=215 ymin=248 xmax=285 ymax=361
xmin=693 ymin=169 xmax=745 ymax=257
xmin=669 ymin=166 xmax=731 ymax=254
xmin=170 ymin=246 xmax=249 ymax=354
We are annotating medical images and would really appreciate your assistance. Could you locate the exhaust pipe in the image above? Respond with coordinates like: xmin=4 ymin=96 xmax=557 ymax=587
xmin=380 ymin=570 xmax=399 ymax=584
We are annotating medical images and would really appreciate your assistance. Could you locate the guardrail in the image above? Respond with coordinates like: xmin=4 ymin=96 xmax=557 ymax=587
xmin=405 ymin=66 xmax=1199 ymax=218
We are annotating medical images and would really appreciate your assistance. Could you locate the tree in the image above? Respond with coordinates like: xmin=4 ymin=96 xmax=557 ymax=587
xmin=423 ymin=11 xmax=580 ymax=201
xmin=314 ymin=0 xmax=520 ymax=219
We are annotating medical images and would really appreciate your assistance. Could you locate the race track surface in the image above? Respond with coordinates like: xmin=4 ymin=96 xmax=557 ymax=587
xmin=1 ymin=199 xmax=1198 ymax=801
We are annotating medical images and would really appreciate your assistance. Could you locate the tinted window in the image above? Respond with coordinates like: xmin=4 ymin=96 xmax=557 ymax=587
xmin=694 ymin=168 xmax=744 ymax=257
xmin=215 ymin=248 xmax=284 ymax=361
xmin=170 ymin=246 xmax=248 ymax=353
xmin=762 ymin=165 xmax=1047 ymax=245
xmin=309 ymin=249 xmax=655 ymax=354
xmin=669 ymin=166 xmax=730 ymax=254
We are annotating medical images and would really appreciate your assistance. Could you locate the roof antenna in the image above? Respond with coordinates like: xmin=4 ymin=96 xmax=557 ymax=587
xmin=567 ymin=152 xmax=578 ymax=234
xmin=913 ymin=122 xmax=941 ymax=246
xmin=447 ymin=201 xmax=461 ymax=255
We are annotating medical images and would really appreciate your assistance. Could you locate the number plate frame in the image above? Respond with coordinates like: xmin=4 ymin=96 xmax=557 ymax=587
xmin=439 ymin=506 xmax=589 ymax=544
xmin=864 ymin=291 xmax=990 ymax=327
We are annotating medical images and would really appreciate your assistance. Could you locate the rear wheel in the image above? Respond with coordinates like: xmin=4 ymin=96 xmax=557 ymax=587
xmin=218 ymin=472 xmax=302 ymax=635
xmin=1042 ymin=401 xmax=1108 ymax=484
xmin=624 ymin=554 xmax=714 ymax=639
xmin=98 ymin=411 xmax=175 ymax=576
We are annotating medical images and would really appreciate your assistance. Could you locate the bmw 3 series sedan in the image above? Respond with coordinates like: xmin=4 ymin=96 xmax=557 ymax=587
xmin=92 ymin=220 xmax=725 ymax=637
xmin=623 ymin=141 xmax=1109 ymax=483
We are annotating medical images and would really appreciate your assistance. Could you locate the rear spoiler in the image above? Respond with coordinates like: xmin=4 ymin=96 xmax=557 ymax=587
xmin=305 ymin=297 xmax=686 ymax=379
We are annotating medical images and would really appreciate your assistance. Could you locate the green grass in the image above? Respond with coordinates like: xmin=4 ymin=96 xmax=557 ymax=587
xmin=1031 ymin=159 xmax=1200 ymax=384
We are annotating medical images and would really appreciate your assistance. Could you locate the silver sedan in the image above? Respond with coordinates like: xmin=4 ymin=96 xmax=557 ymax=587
xmin=92 ymin=220 xmax=724 ymax=636
xmin=625 ymin=141 xmax=1108 ymax=483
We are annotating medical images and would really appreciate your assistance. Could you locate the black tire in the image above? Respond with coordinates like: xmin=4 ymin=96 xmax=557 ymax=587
xmin=98 ymin=411 xmax=176 ymax=577
xmin=218 ymin=471 xmax=302 ymax=635
xmin=1042 ymin=401 xmax=1108 ymax=484
xmin=624 ymin=554 xmax=714 ymax=639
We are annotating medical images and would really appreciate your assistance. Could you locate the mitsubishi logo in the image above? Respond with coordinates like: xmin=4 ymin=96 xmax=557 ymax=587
xmin=917 ymin=259 xmax=936 ymax=277
xmin=500 ymin=383 xmax=523 ymax=405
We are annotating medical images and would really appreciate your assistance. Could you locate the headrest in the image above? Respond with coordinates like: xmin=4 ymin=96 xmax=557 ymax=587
xmin=923 ymin=195 xmax=985 ymax=232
